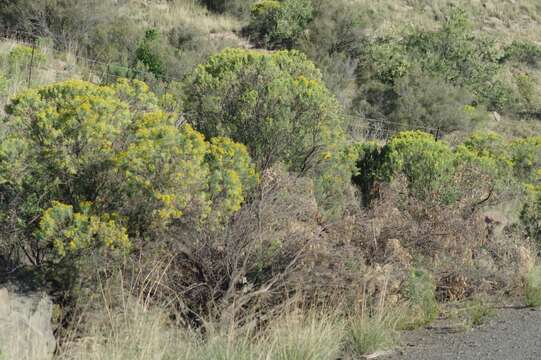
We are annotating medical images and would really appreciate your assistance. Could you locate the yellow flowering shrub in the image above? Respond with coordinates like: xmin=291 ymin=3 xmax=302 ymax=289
xmin=0 ymin=79 xmax=256 ymax=267
xmin=207 ymin=137 xmax=258 ymax=225
xmin=36 ymin=201 xmax=130 ymax=259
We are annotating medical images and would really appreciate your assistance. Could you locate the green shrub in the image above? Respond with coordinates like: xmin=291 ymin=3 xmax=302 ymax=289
xmin=515 ymin=73 xmax=538 ymax=112
xmin=461 ymin=131 xmax=511 ymax=161
xmin=8 ymin=45 xmax=46 ymax=74
xmin=246 ymin=0 xmax=314 ymax=49
xmin=135 ymin=29 xmax=167 ymax=79
xmin=359 ymin=38 xmax=411 ymax=85
xmin=458 ymin=131 xmax=516 ymax=188
xmin=0 ymin=79 xmax=256 ymax=274
xmin=36 ymin=201 xmax=130 ymax=259
xmin=525 ymin=265 xmax=541 ymax=307
xmin=392 ymin=68 xmax=475 ymax=132
xmin=503 ymin=40 xmax=541 ymax=67
xmin=351 ymin=141 xmax=389 ymax=206
xmin=400 ymin=268 xmax=438 ymax=329
xmin=184 ymin=48 xmax=345 ymax=170
xmin=510 ymin=136 xmax=541 ymax=185
xmin=386 ymin=131 xmax=459 ymax=203
xmin=184 ymin=48 xmax=354 ymax=217
xmin=355 ymin=6 xmax=512 ymax=117
xmin=353 ymin=131 xmax=516 ymax=207
xmin=405 ymin=7 xmax=502 ymax=93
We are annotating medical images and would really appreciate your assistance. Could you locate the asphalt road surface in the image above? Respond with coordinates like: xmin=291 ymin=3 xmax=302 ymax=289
xmin=390 ymin=307 xmax=541 ymax=360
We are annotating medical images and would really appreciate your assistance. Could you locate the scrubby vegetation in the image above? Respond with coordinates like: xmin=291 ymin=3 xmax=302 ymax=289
xmin=1 ymin=0 xmax=541 ymax=359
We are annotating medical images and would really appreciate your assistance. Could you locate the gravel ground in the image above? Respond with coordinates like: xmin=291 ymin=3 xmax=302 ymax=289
xmin=390 ymin=307 xmax=541 ymax=360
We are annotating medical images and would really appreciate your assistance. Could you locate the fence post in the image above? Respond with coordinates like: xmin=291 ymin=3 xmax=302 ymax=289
xmin=434 ymin=127 xmax=440 ymax=142
xmin=27 ymin=37 xmax=36 ymax=88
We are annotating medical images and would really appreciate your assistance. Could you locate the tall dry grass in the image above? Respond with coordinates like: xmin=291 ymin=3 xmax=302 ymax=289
xmin=110 ymin=0 xmax=242 ymax=34
xmin=54 ymin=257 xmax=398 ymax=360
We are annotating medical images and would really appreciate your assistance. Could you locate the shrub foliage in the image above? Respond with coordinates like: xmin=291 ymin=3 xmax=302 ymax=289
xmin=184 ymin=48 xmax=354 ymax=217
xmin=0 ymin=79 xmax=256 ymax=272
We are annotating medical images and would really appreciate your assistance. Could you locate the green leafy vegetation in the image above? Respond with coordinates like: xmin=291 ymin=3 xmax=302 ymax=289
xmin=399 ymin=268 xmax=439 ymax=329
xmin=1 ymin=0 xmax=541 ymax=358
xmin=183 ymin=48 xmax=354 ymax=217
xmin=525 ymin=266 xmax=541 ymax=307
xmin=246 ymin=0 xmax=314 ymax=49
xmin=0 ymin=79 xmax=256 ymax=298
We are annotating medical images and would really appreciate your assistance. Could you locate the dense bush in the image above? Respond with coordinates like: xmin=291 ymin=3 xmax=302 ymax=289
xmin=462 ymin=132 xmax=541 ymax=186
xmin=510 ymin=136 xmax=541 ymax=185
xmin=184 ymin=48 xmax=344 ymax=170
xmin=184 ymin=48 xmax=354 ymax=217
xmin=354 ymin=6 xmax=517 ymax=124
xmin=0 ymin=79 xmax=256 ymax=275
xmin=503 ymin=40 xmax=541 ymax=67
xmin=353 ymin=131 xmax=512 ymax=207
xmin=245 ymin=0 xmax=314 ymax=49
xmin=295 ymin=0 xmax=365 ymax=111
xmin=134 ymin=29 xmax=167 ymax=79
xmin=405 ymin=8 xmax=502 ymax=92
xmin=384 ymin=132 xmax=459 ymax=203
xmin=392 ymin=68 xmax=476 ymax=132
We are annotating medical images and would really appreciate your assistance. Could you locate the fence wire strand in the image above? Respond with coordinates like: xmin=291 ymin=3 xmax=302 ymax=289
xmin=0 ymin=28 xmax=444 ymax=142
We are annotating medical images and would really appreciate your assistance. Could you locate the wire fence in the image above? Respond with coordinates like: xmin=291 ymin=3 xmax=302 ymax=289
xmin=346 ymin=114 xmax=444 ymax=142
xmin=0 ymin=28 xmax=181 ymax=92
xmin=0 ymin=28 xmax=444 ymax=142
